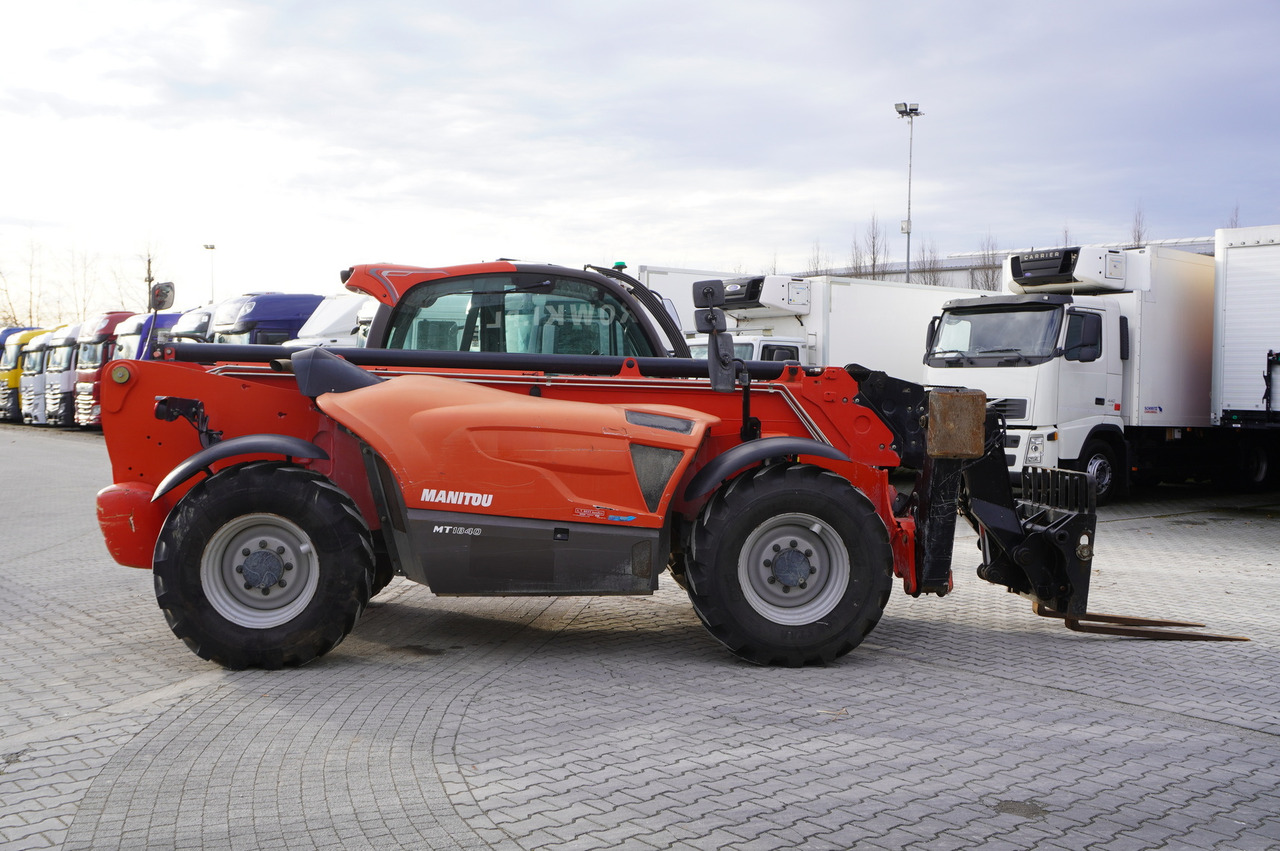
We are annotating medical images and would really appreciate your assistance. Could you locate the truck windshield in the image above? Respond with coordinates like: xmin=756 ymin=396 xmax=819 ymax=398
xmin=112 ymin=335 xmax=141 ymax=361
xmin=47 ymin=345 xmax=76 ymax=372
xmin=2 ymin=341 xmax=22 ymax=371
xmin=927 ymin=305 xmax=1063 ymax=366
xmin=688 ymin=342 xmax=757 ymax=361
xmin=22 ymin=350 xmax=46 ymax=375
xmin=386 ymin=274 xmax=659 ymax=357
xmin=78 ymin=341 xmax=107 ymax=369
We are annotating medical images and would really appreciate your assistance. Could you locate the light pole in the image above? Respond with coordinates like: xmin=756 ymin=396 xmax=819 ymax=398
xmin=894 ymin=102 xmax=923 ymax=282
xmin=203 ymin=241 xmax=216 ymax=302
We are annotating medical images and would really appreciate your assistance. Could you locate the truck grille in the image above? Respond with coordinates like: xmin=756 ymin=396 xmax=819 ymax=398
xmin=989 ymin=397 xmax=1029 ymax=420
xmin=75 ymin=393 xmax=98 ymax=425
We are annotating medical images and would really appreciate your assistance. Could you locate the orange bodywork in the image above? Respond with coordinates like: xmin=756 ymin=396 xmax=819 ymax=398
xmin=96 ymin=346 xmax=918 ymax=591
xmin=317 ymin=375 xmax=716 ymax=528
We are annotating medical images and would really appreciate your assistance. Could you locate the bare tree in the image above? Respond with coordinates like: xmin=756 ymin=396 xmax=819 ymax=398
xmin=23 ymin=233 xmax=43 ymax=326
xmin=913 ymin=239 xmax=944 ymax=286
xmin=862 ymin=214 xmax=888 ymax=280
xmin=846 ymin=234 xmax=865 ymax=278
xmin=1062 ymin=224 xmax=1072 ymax=246
xmin=1130 ymin=206 xmax=1148 ymax=246
xmin=970 ymin=233 xmax=1004 ymax=291
xmin=1226 ymin=204 xmax=1241 ymax=229
xmin=804 ymin=238 xmax=833 ymax=277
xmin=61 ymin=247 xmax=101 ymax=321
xmin=0 ymin=267 xmax=19 ymax=326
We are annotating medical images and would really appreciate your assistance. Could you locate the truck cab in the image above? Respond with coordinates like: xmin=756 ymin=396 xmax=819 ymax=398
xmin=284 ymin=293 xmax=376 ymax=348
xmin=171 ymin=307 xmax=213 ymax=343
xmin=110 ymin=311 xmax=182 ymax=362
xmin=20 ymin=328 xmax=65 ymax=425
xmin=43 ymin=323 xmax=84 ymax=426
xmin=73 ymin=311 xmax=133 ymax=426
xmin=0 ymin=327 xmax=40 ymax=421
xmin=924 ymin=245 xmax=1214 ymax=503
xmin=210 ymin=293 xmax=324 ymax=345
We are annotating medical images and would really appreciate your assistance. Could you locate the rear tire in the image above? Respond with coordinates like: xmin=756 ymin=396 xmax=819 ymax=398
xmin=154 ymin=461 xmax=373 ymax=669
xmin=685 ymin=463 xmax=893 ymax=666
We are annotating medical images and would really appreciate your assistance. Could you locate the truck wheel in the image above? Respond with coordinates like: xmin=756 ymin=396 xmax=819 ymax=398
xmin=1235 ymin=440 xmax=1272 ymax=489
xmin=154 ymin=461 xmax=373 ymax=669
xmin=686 ymin=463 xmax=893 ymax=666
xmin=1078 ymin=439 xmax=1122 ymax=505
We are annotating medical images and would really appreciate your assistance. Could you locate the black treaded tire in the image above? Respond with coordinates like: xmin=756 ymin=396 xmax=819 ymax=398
xmin=685 ymin=463 xmax=894 ymax=666
xmin=1078 ymin=439 xmax=1123 ymax=505
xmin=154 ymin=461 xmax=374 ymax=669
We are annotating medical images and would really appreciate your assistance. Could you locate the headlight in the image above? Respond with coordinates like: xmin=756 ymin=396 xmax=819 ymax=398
xmin=1026 ymin=434 xmax=1045 ymax=464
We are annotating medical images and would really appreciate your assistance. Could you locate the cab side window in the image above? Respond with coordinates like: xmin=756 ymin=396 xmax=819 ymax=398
xmin=1063 ymin=312 xmax=1102 ymax=362
xmin=386 ymin=274 xmax=658 ymax=357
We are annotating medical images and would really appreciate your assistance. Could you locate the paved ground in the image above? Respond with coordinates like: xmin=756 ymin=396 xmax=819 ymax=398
xmin=2 ymin=421 xmax=1278 ymax=850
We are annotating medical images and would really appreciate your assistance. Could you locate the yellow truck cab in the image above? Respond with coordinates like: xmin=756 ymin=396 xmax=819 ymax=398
xmin=1 ymin=327 xmax=45 ymax=422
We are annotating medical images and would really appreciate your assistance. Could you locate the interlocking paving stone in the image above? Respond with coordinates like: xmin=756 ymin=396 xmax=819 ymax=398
xmin=2 ymin=424 xmax=1278 ymax=849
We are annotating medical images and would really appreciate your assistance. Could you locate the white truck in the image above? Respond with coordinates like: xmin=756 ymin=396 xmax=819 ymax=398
xmin=681 ymin=273 xmax=981 ymax=382
xmin=923 ymin=237 xmax=1279 ymax=503
xmin=284 ymin=293 xmax=377 ymax=348
xmin=42 ymin=323 xmax=83 ymax=427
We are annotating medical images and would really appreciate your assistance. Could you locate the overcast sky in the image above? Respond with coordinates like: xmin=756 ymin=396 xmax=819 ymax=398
xmin=3 ymin=0 xmax=1278 ymax=321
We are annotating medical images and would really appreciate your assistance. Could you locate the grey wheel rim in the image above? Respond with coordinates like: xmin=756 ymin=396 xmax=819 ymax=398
xmin=200 ymin=513 xmax=321 ymax=629
xmin=737 ymin=512 xmax=850 ymax=625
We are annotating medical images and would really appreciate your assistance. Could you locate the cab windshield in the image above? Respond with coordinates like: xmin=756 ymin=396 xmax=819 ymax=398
xmin=22 ymin=349 xmax=46 ymax=375
xmin=46 ymin=345 xmax=76 ymax=372
xmin=112 ymin=335 xmax=141 ymax=361
xmin=2 ymin=341 xmax=23 ymax=371
xmin=688 ymin=342 xmax=757 ymax=361
xmin=77 ymin=341 xmax=107 ymax=369
xmin=386 ymin=273 xmax=658 ymax=357
xmin=927 ymin=305 xmax=1063 ymax=367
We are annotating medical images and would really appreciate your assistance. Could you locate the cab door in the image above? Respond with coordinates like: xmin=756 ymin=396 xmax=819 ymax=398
xmin=1056 ymin=308 xmax=1121 ymax=447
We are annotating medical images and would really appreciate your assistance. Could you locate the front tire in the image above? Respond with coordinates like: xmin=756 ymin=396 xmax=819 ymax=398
xmin=154 ymin=461 xmax=373 ymax=669
xmin=686 ymin=463 xmax=893 ymax=666
xmin=1078 ymin=439 xmax=1123 ymax=505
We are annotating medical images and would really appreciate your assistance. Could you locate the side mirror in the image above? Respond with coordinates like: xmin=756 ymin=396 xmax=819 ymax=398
xmin=692 ymin=279 xmax=725 ymax=308
xmin=692 ymin=281 xmax=736 ymax=391
xmin=150 ymin=282 xmax=175 ymax=311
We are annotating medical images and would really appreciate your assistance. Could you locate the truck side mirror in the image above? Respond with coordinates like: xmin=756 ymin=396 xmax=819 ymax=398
xmin=150 ymin=282 xmax=175 ymax=311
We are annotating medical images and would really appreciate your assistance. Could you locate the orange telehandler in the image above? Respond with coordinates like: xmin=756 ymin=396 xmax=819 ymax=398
xmin=96 ymin=263 xmax=1241 ymax=669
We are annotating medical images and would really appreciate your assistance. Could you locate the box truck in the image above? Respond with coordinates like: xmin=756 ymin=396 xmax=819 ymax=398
xmin=686 ymin=274 xmax=981 ymax=383
xmin=923 ymin=238 xmax=1278 ymax=503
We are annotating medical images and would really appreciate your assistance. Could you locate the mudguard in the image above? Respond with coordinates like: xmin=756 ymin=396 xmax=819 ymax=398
xmin=152 ymin=434 xmax=329 ymax=501
xmin=682 ymin=437 xmax=851 ymax=501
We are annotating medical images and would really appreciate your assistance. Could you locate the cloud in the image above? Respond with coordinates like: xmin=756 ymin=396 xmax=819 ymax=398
xmin=2 ymin=0 xmax=1279 ymax=322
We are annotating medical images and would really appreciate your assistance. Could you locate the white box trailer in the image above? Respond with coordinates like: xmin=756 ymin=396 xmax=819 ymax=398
xmin=1212 ymin=225 xmax=1280 ymax=426
xmin=703 ymin=274 xmax=981 ymax=381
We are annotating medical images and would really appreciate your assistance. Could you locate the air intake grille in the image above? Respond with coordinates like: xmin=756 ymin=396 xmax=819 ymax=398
xmin=989 ymin=397 xmax=1029 ymax=420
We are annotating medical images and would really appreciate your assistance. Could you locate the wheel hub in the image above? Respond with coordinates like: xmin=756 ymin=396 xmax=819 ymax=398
xmin=240 ymin=549 xmax=286 ymax=590
xmin=769 ymin=545 xmax=812 ymax=589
